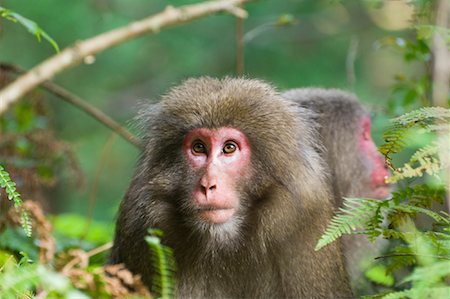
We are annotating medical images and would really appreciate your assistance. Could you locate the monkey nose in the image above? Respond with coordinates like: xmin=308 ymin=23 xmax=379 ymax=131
xmin=200 ymin=183 xmax=217 ymax=195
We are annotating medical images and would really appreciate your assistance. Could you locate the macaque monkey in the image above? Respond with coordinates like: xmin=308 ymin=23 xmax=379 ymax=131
xmin=283 ymin=88 xmax=390 ymax=293
xmin=110 ymin=78 xmax=353 ymax=298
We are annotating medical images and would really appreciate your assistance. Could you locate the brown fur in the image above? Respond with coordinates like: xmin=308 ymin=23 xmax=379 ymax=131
xmin=110 ymin=78 xmax=353 ymax=298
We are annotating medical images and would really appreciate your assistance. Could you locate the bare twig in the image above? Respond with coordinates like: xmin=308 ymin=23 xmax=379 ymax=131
xmin=62 ymin=242 xmax=113 ymax=274
xmin=87 ymin=241 xmax=113 ymax=257
xmin=0 ymin=63 xmax=142 ymax=148
xmin=0 ymin=0 xmax=250 ymax=115
xmin=44 ymin=81 xmax=142 ymax=148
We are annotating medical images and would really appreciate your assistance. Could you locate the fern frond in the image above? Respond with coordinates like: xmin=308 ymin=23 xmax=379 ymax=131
xmin=0 ymin=165 xmax=32 ymax=237
xmin=392 ymin=107 xmax=450 ymax=126
xmin=391 ymin=184 xmax=445 ymax=207
xmin=389 ymin=159 xmax=441 ymax=183
xmin=419 ymin=123 xmax=450 ymax=133
xmin=383 ymin=287 xmax=450 ymax=299
xmin=404 ymin=261 xmax=450 ymax=285
xmin=384 ymin=245 xmax=417 ymax=273
xmin=394 ymin=204 xmax=450 ymax=225
xmin=379 ymin=124 xmax=410 ymax=162
xmin=409 ymin=143 xmax=439 ymax=164
xmin=381 ymin=289 xmax=412 ymax=299
xmin=388 ymin=143 xmax=444 ymax=183
xmin=379 ymin=107 xmax=450 ymax=169
xmin=146 ymin=228 xmax=176 ymax=299
xmin=315 ymin=198 xmax=384 ymax=250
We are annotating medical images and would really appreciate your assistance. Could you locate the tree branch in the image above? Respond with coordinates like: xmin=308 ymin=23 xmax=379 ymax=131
xmin=0 ymin=0 xmax=250 ymax=115
xmin=0 ymin=63 xmax=142 ymax=149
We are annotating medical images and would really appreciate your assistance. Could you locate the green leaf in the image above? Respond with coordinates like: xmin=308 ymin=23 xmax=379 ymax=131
xmin=315 ymin=198 xmax=384 ymax=250
xmin=146 ymin=229 xmax=176 ymax=299
xmin=0 ymin=165 xmax=32 ymax=237
xmin=365 ymin=264 xmax=395 ymax=287
xmin=0 ymin=6 xmax=59 ymax=52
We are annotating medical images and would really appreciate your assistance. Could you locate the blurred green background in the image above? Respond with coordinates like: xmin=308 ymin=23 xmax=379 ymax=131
xmin=0 ymin=0 xmax=424 ymax=222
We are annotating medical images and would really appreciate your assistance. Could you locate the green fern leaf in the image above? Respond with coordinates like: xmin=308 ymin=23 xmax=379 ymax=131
xmin=381 ymin=289 xmax=413 ymax=299
xmin=315 ymin=198 xmax=383 ymax=250
xmin=392 ymin=107 xmax=450 ymax=126
xmin=146 ymin=228 xmax=176 ymax=299
xmin=379 ymin=124 xmax=410 ymax=161
xmin=395 ymin=205 xmax=450 ymax=225
xmin=379 ymin=107 xmax=450 ymax=170
xmin=0 ymin=165 xmax=32 ymax=237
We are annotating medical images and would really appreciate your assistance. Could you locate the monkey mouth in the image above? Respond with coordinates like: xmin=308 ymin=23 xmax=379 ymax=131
xmin=372 ymin=184 xmax=391 ymax=199
xmin=197 ymin=206 xmax=235 ymax=224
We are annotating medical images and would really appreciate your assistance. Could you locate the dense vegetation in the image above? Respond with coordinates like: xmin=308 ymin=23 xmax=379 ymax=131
xmin=0 ymin=0 xmax=448 ymax=298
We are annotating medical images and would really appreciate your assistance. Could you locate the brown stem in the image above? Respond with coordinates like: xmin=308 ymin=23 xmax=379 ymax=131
xmin=0 ymin=63 xmax=142 ymax=149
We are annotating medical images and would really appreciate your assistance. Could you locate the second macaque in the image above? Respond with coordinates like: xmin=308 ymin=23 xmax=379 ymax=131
xmin=283 ymin=88 xmax=390 ymax=292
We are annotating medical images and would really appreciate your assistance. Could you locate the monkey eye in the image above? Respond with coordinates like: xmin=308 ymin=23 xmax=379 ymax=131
xmin=192 ymin=142 xmax=207 ymax=154
xmin=223 ymin=142 xmax=237 ymax=154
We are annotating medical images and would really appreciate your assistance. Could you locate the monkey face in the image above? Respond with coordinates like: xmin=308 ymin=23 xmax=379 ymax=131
xmin=358 ymin=116 xmax=390 ymax=199
xmin=182 ymin=127 xmax=252 ymax=225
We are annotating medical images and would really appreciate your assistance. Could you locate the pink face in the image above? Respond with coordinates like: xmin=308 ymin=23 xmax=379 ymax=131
xmin=358 ymin=116 xmax=390 ymax=199
xmin=182 ymin=127 xmax=252 ymax=224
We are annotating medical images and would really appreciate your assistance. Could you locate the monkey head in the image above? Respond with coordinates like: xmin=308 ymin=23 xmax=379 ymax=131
xmin=137 ymin=77 xmax=323 ymax=246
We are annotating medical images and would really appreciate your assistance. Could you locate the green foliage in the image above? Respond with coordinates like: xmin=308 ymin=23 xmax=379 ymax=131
xmin=0 ymin=98 xmax=83 ymax=206
xmin=0 ymin=227 xmax=39 ymax=262
xmin=146 ymin=229 xmax=176 ymax=299
xmin=0 ymin=257 xmax=89 ymax=299
xmin=315 ymin=198 xmax=385 ymax=250
xmin=380 ymin=221 xmax=450 ymax=299
xmin=0 ymin=165 xmax=32 ymax=237
xmin=0 ymin=6 xmax=59 ymax=52
xmin=316 ymin=186 xmax=449 ymax=251
xmin=364 ymin=264 xmax=394 ymax=287
xmin=0 ymin=211 xmax=154 ymax=298
xmin=51 ymin=213 xmax=114 ymax=245
xmin=379 ymin=107 xmax=450 ymax=167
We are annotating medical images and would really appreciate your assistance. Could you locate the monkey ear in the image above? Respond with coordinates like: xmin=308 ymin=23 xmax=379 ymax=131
xmin=360 ymin=117 xmax=372 ymax=141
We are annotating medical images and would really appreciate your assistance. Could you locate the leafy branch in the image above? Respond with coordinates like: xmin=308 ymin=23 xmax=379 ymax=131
xmin=0 ymin=6 xmax=59 ymax=52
